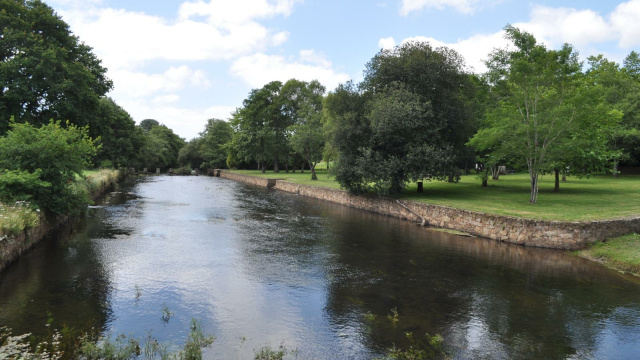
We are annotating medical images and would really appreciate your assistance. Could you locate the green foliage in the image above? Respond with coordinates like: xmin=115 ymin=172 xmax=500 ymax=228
xmin=135 ymin=124 xmax=185 ymax=170
xmin=383 ymin=332 xmax=446 ymax=360
xmin=0 ymin=121 xmax=97 ymax=214
xmin=92 ymin=98 xmax=144 ymax=168
xmin=199 ymin=119 xmax=233 ymax=169
xmin=229 ymin=81 xmax=290 ymax=171
xmin=253 ymin=343 xmax=293 ymax=360
xmin=330 ymin=41 xmax=473 ymax=194
xmin=470 ymin=25 xmax=602 ymax=203
xmin=577 ymin=233 xmax=640 ymax=275
xmin=285 ymin=80 xmax=326 ymax=180
xmin=139 ymin=119 xmax=160 ymax=132
xmin=0 ymin=0 xmax=112 ymax=135
xmin=0 ymin=201 xmax=40 ymax=237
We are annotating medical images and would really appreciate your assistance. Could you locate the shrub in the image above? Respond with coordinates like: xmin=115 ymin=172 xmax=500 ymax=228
xmin=0 ymin=120 xmax=98 ymax=215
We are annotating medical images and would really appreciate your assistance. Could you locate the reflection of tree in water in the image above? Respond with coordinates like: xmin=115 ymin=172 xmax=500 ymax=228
xmin=230 ymin=185 xmax=334 ymax=288
xmin=0 ymin=183 xmax=139 ymax=340
xmin=320 ymin=207 xmax=640 ymax=359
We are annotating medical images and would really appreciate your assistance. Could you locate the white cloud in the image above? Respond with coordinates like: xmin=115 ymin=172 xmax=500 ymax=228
xmin=610 ymin=0 xmax=640 ymax=48
xmin=120 ymin=98 xmax=236 ymax=139
xmin=378 ymin=37 xmax=397 ymax=50
xmin=387 ymin=0 xmax=640 ymax=73
xmin=230 ymin=50 xmax=351 ymax=90
xmin=379 ymin=32 xmax=506 ymax=73
xmin=399 ymin=0 xmax=480 ymax=15
xmin=513 ymin=5 xmax=614 ymax=49
xmin=110 ymin=66 xmax=210 ymax=98
xmin=58 ymin=7 xmax=289 ymax=71
xmin=152 ymin=94 xmax=181 ymax=105
xmin=177 ymin=0 xmax=297 ymax=25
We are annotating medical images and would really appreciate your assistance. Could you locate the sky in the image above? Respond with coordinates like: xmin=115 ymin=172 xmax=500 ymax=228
xmin=46 ymin=0 xmax=640 ymax=140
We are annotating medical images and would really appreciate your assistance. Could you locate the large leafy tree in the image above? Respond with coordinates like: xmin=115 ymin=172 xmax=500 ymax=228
xmin=93 ymin=97 xmax=144 ymax=168
xmin=285 ymin=80 xmax=326 ymax=180
xmin=329 ymin=41 xmax=473 ymax=194
xmin=0 ymin=0 xmax=112 ymax=134
xmin=230 ymin=81 xmax=286 ymax=172
xmin=324 ymin=81 xmax=372 ymax=193
xmin=470 ymin=26 xmax=619 ymax=203
xmin=0 ymin=121 xmax=97 ymax=214
xmin=362 ymin=41 xmax=478 ymax=181
xmin=199 ymin=118 xmax=233 ymax=169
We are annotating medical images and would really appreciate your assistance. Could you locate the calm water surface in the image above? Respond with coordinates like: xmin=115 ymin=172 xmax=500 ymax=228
xmin=2 ymin=176 xmax=640 ymax=359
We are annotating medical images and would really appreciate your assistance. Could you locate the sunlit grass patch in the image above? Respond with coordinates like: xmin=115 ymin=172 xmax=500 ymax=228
xmin=577 ymin=233 xmax=640 ymax=275
xmin=230 ymin=170 xmax=640 ymax=221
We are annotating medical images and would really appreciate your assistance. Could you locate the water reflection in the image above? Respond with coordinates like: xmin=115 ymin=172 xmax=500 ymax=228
xmin=1 ymin=176 xmax=640 ymax=359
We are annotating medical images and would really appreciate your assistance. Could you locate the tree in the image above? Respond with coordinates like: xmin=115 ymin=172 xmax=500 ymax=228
xmin=0 ymin=0 xmax=112 ymax=134
xmin=0 ymin=120 xmax=97 ymax=214
xmin=287 ymin=80 xmax=326 ymax=180
xmin=92 ymin=98 xmax=144 ymax=168
xmin=199 ymin=119 xmax=233 ymax=169
xmin=470 ymin=26 xmax=584 ymax=203
xmin=324 ymin=82 xmax=372 ymax=193
xmin=362 ymin=41 xmax=478 ymax=182
xmin=329 ymin=41 xmax=473 ymax=194
xmin=139 ymin=119 xmax=160 ymax=132
xmin=177 ymin=138 xmax=204 ymax=169
xmin=229 ymin=81 xmax=285 ymax=172
xmin=135 ymin=124 xmax=185 ymax=170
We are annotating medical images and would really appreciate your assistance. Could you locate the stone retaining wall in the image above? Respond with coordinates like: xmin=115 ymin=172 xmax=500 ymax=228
xmin=216 ymin=170 xmax=640 ymax=250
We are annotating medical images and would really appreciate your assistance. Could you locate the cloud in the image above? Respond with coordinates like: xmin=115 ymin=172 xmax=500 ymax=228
xmin=399 ymin=0 xmax=481 ymax=15
xmin=610 ymin=0 xmax=640 ymax=48
xmin=378 ymin=37 xmax=397 ymax=50
xmin=230 ymin=50 xmax=351 ymax=90
xmin=386 ymin=0 xmax=640 ymax=73
xmin=379 ymin=32 xmax=507 ymax=73
xmin=512 ymin=5 xmax=614 ymax=49
xmin=109 ymin=66 xmax=210 ymax=98
xmin=54 ymin=0 xmax=295 ymax=71
xmin=119 ymin=98 xmax=236 ymax=139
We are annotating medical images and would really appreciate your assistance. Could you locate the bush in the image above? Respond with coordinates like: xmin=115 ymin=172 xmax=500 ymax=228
xmin=0 ymin=120 xmax=98 ymax=215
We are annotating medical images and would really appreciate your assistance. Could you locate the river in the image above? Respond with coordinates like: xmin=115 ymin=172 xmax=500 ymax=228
xmin=1 ymin=175 xmax=640 ymax=359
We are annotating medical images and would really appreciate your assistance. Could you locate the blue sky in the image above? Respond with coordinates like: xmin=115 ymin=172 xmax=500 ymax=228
xmin=47 ymin=0 xmax=640 ymax=139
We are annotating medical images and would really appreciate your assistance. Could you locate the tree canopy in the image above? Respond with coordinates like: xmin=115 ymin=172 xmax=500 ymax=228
xmin=0 ymin=0 xmax=112 ymax=134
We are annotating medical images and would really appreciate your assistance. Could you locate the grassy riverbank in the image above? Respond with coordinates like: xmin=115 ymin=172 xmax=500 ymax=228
xmin=0 ymin=169 xmax=120 ymax=238
xmin=576 ymin=233 xmax=640 ymax=275
xmin=229 ymin=170 xmax=640 ymax=222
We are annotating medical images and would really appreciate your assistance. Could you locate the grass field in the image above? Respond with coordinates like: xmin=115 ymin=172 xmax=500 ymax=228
xmin=230 ymin=170 xmax=640 ymax=222
xmin=577 ymin=233 xmax=640 ymax=275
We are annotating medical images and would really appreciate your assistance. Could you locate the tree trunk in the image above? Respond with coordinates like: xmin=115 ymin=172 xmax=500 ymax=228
xmin=285 ymin=154 xmax=289 ymax=173
xmin=326 ymin=161 xmax=330 ymax=170
xmin=417 ymin=181 xmax=424 ymax=192
xmin=257 ymin=162 xmax=261 ymax=171
xmin=614 ymin=158 xmax=619 ymax=178
xmin=554 ymin=169 xmax=560 ymax=192
xmin=561 ymin=172 xmax=567 ymax=182
xmin=261 ymin=162 xmax=266 ymax=173
xmin=310 ymin=162 xmax=318 ymax=180
xmin=274 ymin=157 xmax=279 ymax=173
xmin=448 ymin=173 xmax=454 ymax=183
xmin=491 ymin=165 xmax=500 ymax=180
xmin=529 ymin=171 xmax=539 ymax=203
xmin=300 ymin=162 xmax=305 ymax=173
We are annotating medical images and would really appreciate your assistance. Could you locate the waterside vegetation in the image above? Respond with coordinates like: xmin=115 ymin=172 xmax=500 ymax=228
xmin=577 ymin=233 xmax=640 ymax=275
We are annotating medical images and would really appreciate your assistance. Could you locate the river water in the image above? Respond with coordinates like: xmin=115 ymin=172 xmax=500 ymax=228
xmin=2 ymin=176 xmax=640 ymax=359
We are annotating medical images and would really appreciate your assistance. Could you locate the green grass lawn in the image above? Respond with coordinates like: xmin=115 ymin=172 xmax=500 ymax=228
xmin=231 ymin=170 xmax=640 ymax=221
xmin=577 ymin=233 xmax=640 ymax=275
